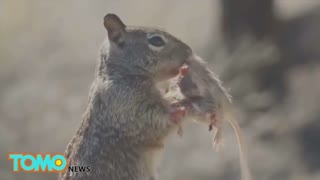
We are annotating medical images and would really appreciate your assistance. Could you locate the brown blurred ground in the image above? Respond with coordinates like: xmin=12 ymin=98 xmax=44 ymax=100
xmin=1 ymin=1 xmax=320 ymax=180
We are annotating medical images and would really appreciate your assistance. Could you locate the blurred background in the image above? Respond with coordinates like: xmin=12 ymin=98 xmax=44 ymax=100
xmin=1 ymin=0 xmax=320 ymax=180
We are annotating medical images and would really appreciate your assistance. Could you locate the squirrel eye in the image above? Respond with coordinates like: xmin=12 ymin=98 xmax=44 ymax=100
xmin=147 ymin=35 xmax=165 ymax=47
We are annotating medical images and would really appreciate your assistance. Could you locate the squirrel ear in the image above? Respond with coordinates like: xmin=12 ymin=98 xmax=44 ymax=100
xmin=104 ymin=14 xmax=126 ymax=44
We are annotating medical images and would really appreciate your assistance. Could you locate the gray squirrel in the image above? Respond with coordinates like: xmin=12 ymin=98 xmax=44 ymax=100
xmin=59 ymin=14 xmax=195 ymax=180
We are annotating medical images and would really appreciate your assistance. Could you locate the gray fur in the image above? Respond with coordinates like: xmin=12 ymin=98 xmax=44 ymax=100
xmin=179 ymin=55 xmax=232 ymax=115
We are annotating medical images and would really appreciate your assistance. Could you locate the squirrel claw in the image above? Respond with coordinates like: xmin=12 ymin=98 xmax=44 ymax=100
xmin=169 ymin=106 xmax=186 ymax=124
xmin=170 ymin=101 xmax=183 ymax=108
xmin=169 ymin=106 xmax=185 ymax=137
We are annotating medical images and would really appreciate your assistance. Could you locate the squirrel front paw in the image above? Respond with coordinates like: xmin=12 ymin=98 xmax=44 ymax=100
xmin=169 ymin=106 xmax=186 ymax=124
xmin=169 ymin=106 xmax=186 ymax=137
xmin=178 ymin=64 xmax=189 ymax=77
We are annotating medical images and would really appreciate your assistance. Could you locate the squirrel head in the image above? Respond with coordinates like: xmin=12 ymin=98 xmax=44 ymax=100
xmin=102 ymin=14 xmax=193 ymax=82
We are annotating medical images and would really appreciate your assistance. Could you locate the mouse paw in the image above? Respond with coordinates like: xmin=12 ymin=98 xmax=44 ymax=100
xmin=212 ymin=128 xmax=224 ymax=152
xmin=213 ymin=137 xmax=225 ymax=152
xmin=208 ymin=112 xmax=217 ymax=131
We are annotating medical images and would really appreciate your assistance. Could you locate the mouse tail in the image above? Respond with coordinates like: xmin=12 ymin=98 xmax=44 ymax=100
xmin=222 ymin=99 xmax=252 ymax=180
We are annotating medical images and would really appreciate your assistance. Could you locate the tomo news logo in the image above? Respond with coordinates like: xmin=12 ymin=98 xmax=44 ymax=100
xmin=8 ymin=153 xmax=91 ymax=173
xmin=8 ymin=153 xmax=69 ymax=172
